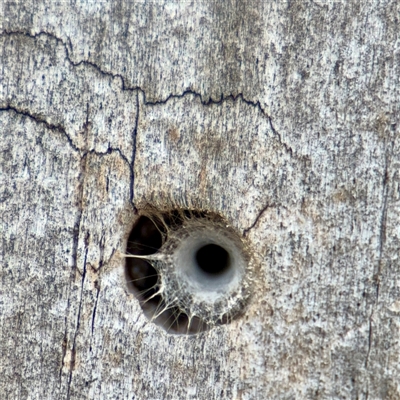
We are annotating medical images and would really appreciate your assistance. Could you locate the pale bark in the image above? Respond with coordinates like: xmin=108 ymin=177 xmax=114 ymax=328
xmin=1 ymin=1 xmax=400 ymax=399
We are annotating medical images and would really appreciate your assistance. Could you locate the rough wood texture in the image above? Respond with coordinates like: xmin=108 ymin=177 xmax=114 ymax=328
xmin=1 ymin=1 xmax=400 ymax=399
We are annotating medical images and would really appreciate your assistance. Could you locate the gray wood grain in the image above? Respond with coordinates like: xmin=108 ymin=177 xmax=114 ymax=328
xmin=1 ymin=1 xmax=400 ymax=399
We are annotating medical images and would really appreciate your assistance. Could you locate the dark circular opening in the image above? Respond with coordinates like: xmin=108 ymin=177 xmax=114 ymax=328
xmin=195 ymin=244 xmax=230 ymax=275
xmin=126 ymin=209 xmax=245 ymax=335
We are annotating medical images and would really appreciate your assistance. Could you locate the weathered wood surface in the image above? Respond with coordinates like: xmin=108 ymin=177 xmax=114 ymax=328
xmin=1 ymin=1 xmax=400 ymax=399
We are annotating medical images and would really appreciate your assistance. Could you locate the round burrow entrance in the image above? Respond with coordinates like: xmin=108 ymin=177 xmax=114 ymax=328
xmin=125 ymin=209 xmax=252 ymax=334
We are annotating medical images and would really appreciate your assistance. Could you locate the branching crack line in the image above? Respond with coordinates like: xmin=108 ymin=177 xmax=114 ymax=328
xmin=131 ymin=91 xmax=140 ymax=207
xmin=0 ymin=29 xmax=298 ymax=159
xmin=0 ymin=105 xmax=132 ymax=171
xmin=1 ymin=30 xmax=265 ymax=108
xmin=0 ymin=105 xmax=80 ymax=152
xmin=91 ymin=285 xmax=100 ymax=338
xmin=67 ymin=247 xmax=88 ymax=400
xmin=243 ymin=203 xmax=282 ymax=237
xmin=365 ymin=145 xmax=391 ymax=369
xmin=58 ymin=135 xmax=88 ymax=389
xmin=64 ymin=154 xmax=86 ymax=398
xmin=89 ymin=279 xmax=101 ymax=353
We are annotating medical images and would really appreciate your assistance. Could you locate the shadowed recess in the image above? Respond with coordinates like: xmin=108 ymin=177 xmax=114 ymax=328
xmin=195 ymin=244 xmax=230 ymax=275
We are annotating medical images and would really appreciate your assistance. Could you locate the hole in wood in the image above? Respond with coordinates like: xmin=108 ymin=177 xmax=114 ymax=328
xmin=195 ymin=244 xmax=230 ymax=275
xmin=124 ymin=209 xmax=251 ymax=335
